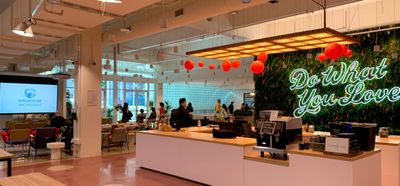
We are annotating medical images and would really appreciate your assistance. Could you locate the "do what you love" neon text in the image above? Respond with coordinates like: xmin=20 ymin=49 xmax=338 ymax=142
xmin=289 ymin=58 xmax=400 ymax=118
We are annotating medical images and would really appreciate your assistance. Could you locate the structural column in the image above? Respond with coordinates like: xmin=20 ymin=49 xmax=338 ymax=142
xmin=57 ymin=79 xmax=66 ymax=117
xmin=156 ymin=83 xmax=163 ymax=112
xmin=73 ymin=26 xmax=102 ymax=158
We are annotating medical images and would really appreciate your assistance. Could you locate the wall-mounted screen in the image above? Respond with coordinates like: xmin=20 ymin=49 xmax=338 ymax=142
xmin=0 ymin=75 xmax=58 ymax=114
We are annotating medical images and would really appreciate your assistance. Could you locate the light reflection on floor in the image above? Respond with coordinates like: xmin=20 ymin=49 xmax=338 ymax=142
xmin=0 ymin=143 xmax=203 ymax=185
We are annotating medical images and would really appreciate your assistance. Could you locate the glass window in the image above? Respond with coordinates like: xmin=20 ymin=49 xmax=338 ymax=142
xmin=101 ymin=90 xmax=104 ymax=108
xmin=66 ymin=79 xmax=74 ymax=87
xmin=135 ymin=83 xmax=146 ymax=90
xmin=126 ymin=91 xmax=134 ymax=107
xmin=106 ymin=90 xmax=114 ymax=108
xmin=149 ymin=83 xmax=155 ymax=91
xmin=163 ymin=83 xmax=253 ymax=114
xmin=66 ymin=79 xmax=75 ymax=108
xmin=117 ymin=89 xmax=124 ymax=105
xmin=137 ymin=92 xmax=146 ymax=106
xmin=126 ymin=82 xmax=134 ymax=90
xmin=106 ymin=81 xmax=113 ymax=89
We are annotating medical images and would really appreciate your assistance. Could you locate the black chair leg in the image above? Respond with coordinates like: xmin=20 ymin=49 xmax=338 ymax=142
xmin=126 ymin=137 xmax=129 ymax=151
xmin=28 ymin=145 xmax=30 ymax=157
xmin=35 ymin=149 xmax=37 ymax=159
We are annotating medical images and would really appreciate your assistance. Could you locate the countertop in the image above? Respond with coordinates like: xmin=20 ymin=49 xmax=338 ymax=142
xmin=375 ymin=136 xmax=400 ymax=146
xmin=137 ymin=128 xmax=256 ymax=147
xmin=244 ymin=151 xmax=289 ymax=167
xmin=289 ymin=149 xmax=381 ymax=161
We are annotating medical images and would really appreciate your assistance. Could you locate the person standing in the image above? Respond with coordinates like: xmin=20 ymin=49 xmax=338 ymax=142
xmin=159 ymin=102 xmax=165 ymax=115
xmin=148 ymin=107 xmax=157 ymax=122
xmin=187 ymin=102 xmax=194 ymax=113
xmin=215 ymin=99 xmax=221 ymax=113
xmin=221 ymin=104 xmax=229 ymax=120
xmin=173 ymin=98 xmax=192 ymax=130
xmin=228 ymin=102 xmax=234 ymax=114
xmin=120 ymin=102 xmax=133 ymax=123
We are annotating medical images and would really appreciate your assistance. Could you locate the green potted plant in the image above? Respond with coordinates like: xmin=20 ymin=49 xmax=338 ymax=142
xmin=164 ymin=101 xmax=172 ymax=115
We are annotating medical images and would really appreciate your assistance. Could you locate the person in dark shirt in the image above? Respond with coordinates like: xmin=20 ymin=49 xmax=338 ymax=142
xmin=50 ymin=112 xmax=65 ymax=129
xmin=137 ymin=109 xmax=146 ymax=123
xmin=176 ymin=98 xmax=192 ymax=130
xmin=228 ymin=102 xmax=234 ymax=114
xmin=120 ymin=102 xmax=132 ymax=123
xmin=186 ymin=102 xmax=193 ymax=113
xmin=148 ymin=107 xmax=157 ymax=122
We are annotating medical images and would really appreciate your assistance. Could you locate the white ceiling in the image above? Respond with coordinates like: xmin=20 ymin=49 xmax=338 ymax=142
xmin=0 ymin=0 xmax=161 ymax=67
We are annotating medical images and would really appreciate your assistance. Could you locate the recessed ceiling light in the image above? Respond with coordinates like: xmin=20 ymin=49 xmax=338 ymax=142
xmin=98 ymin=0 xmax=122 ymax=3
xmin=268 ymin=0 xmax=279 ymax=4
xmin=242 ymin=0 xmax=251 ymax=3
xmin=120 ymin=27 xmax=132 ymax=33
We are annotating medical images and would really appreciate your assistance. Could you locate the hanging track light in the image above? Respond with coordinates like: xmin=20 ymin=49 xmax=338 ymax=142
xmin=13 ymin=0 xmax=43 ymax=37
xmin=12 ymin=18 xmax=36 ymax=37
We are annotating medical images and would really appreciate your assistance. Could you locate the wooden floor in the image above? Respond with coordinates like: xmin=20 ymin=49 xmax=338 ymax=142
xmin=0 ymin=152 xmax=203 ymax=186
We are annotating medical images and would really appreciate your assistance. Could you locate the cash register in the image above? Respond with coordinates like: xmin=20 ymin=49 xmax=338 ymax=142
xmin=253 ymin=110 xmax=302 ymax=160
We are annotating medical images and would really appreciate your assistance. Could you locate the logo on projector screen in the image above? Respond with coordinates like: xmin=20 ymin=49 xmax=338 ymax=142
xmin=24 ymin=88 xmax=36 ymax=98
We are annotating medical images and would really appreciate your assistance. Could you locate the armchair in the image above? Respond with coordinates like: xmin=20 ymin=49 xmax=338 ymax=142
xmin=28 ymin=127 xmax=57 ymax=158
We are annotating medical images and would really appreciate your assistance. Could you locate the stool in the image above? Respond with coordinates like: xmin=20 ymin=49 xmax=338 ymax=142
xmin=47 ymin=142 xmax=65 ymax=160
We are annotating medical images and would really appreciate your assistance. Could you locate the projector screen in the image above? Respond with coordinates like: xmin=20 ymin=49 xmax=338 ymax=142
xmin=0 ymin=75 xmax=58 ymax=114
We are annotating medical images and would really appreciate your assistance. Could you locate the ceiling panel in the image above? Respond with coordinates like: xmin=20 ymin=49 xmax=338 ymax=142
xmin=0 ymin=48 xmax=27 ymax=55
xmin=0 ymin=40 xmax=42 ymax=50
xmin=62 ymin=0 xmax=160 ymax=16
xmin=35 ymin=5 xmax=113 ymax=28
xmin=32 ymin=25 xmax=75 ymax=38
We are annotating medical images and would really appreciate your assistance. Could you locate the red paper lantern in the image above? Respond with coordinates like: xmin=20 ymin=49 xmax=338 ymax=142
xmin=316 ymin=53 xmax=328 ymax=62
xmin=250 ymin=60 xmax=265 ymax=74
xmin=222 ymin=61 xmax=231 ymax=72
xmin=198 ymin=61 xmax=205 ymax=67
xmin=341 ymin=45 xmax=348 ymax=55
xmin=184 ymin=60 xmax=195 ymax=71
xmin=209 ymin=64 xmax=215 ymax=70
xmin=231 ymin=60 xmax=241 ymax=68
xmin=344 ymin=50 xmax=353 ymax=58
xmin=257 ymin=52 xmax=268 ymax=62
xmin=324 ymin=43 xmax=343 ymax=60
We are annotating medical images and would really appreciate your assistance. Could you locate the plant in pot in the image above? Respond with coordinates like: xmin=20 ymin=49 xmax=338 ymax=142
xmin=164 ymin=101 xmax=172 ymax=115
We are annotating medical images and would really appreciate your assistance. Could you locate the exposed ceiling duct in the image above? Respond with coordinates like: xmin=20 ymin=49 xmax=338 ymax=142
xmin=102 ymin=0 xmax=268 ymax=46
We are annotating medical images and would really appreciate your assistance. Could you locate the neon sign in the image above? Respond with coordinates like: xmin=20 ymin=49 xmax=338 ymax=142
xmin=289 ymin=58 xmax=400 ymax=118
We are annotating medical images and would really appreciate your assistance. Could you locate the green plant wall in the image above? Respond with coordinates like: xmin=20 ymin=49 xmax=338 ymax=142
xmin=254 ymin=30 xmax=400 ymax=133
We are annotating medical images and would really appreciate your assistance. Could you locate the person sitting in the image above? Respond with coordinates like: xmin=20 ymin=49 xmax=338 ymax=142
xmin=148 ymin=107 xmax=157 ymax=122
xmin=120 ymin=103 xmax=133 ymax=123
xmin=50 ymin=112 xmax=65 ymax=129
xmin=137 ymin=109 xmax=146 ymax=123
